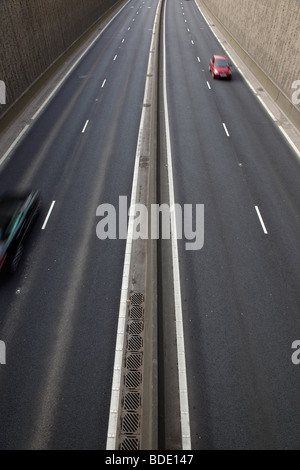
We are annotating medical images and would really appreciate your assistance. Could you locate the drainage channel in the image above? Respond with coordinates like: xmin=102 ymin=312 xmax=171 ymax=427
xmin=106 ymin=0 xmax=162 ymax=451
xmin=119 ymin=293 xmax=145 ymax=450
xmin=106 ymin=0 xmax=191 ymax=451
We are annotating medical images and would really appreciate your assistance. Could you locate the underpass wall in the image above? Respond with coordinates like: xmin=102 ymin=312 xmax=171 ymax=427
xmin=197 ymin=0 xmax=300 ymax=129
xmin=0 ymin=0 xmax=119 ymax=118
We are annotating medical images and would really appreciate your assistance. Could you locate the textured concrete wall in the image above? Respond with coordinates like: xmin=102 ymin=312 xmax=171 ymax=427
xmin=0 ymin=0 xmax=118 ymax=117
xmin=199 ymin=0 xmax=300 ymax=118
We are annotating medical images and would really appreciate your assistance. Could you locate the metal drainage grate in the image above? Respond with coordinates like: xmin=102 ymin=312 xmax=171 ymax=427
xmin=129 ymin=321 xmax=143 ymax=335
xmin=129 ymin=305 xmax=144 ymax=320
xmin=123 ymin=392 xmax=141 ymax=412
xmin=120 ymin=437 xmax=139 ymax=451
xmin=125 ymin=371 xmax=142 ymax=389
xmin=122 ymin=413 xmax=140 ymax=434
xmin=130 ymin=293 xmax=144 ymax=306
xmin=126 ymin=353 xmax=142 ymax=370
xmin=118 ymin=292 xmax=145 ymax=449
xmin=128 ymin=335 xmax=143 ymax=352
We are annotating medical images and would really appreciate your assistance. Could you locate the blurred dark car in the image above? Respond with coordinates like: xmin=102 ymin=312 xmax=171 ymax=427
xmin=0 ymin=191 xmax=41 ymax=276
xmin=209 ymin=54 xmax=232 ymax=79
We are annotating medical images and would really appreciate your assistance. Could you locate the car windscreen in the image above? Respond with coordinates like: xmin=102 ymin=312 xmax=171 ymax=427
xmin=215 ymin=60 xmax=229 ymax=67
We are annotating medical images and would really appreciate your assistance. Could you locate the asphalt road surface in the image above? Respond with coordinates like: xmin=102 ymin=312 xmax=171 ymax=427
xmin=0 ymin=0 xmax=299 ymax=450
xmin=0 ymin=0 xmax=160 ymax=450
xmin=164 ymin=0 xmax=300 ymax=450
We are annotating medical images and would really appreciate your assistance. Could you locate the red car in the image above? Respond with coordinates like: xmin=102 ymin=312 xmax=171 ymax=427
xmin=209 ymin=54 xmax=232 ymax=79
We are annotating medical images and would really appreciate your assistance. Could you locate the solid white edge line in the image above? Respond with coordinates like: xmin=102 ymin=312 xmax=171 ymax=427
xmin=256 ymin=95 xmax=277 ymax=122
xmin=31 ymin=36 xmax=99 ymax=120
xmin=255 ymin=206 xmax=268 ymax=234
xmin=106 ymin=0 xmax=162 ymax=450
xmin=278 ymin=125 xmax=300 ymax=160
xmin=31 ymin=0 xmax=132 ymax=121
xmin=0 ymin=124 xmax=30 ymax=167
xmin=41 ymin=201 xmax=56 ymax=230
xmin=163 ymin=0 xmax=191 ymax=450
xmin=0 ymin=0 xmax=133 ymax=168
xmin=193 ymin=0 xmax=300 ymax=160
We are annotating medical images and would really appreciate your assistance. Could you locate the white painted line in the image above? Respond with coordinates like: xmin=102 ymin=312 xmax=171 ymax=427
xmin=122 ymin=38 xmax=125 ymax=43
xmin=113 ymin=55 xmax=118 ymax=61
xmin=187 ymin=28 xmax=190 ymax=32
xmin=255 ymin=206 xmax=268 ymax=234
xmin=197 ymin=56 xmax=201 ymax=62
xmin=206 ymin=81 xmax=211 ymax=90
xmin=106 ymin=0 xmax=163 ymax=450
xmin=243 ymin=76 xmax=257 ymax=94
xmin=101 ymin=79 xmax=107 ymax=88
xmin=194 ymin=0 xmax=300 ymax=160
xmin=278 ymin=126 xmax=300 ymax=160
xmin=41 ymin=201 xmax=56 ymax=230
xmin=223 ymin=122 xmax=230 ymax=136
xmin=31 ymin=0 xmax=132 ymax=121
xmin=163 ymin=0 xmax=191 ymax=451
xmin=0 ymin=124 xmax=30 ymax=167
xmin=191 ymin=39 xmax=194 ymax=45
xmin=81 ymin=120 xmax=89 ymax=133
xmin=257 ymin=95 xmax=277 ymax=122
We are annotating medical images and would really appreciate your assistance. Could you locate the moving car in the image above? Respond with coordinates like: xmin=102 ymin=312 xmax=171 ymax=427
xmin=209 ymin=54 xmax=232 ymax=79
xmin=0 ymin=190 xmax=41 ymax=276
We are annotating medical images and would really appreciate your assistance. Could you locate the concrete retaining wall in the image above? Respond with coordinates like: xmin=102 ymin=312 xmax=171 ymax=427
xmin=0 ymin=0 xmax=119 ymax=117
xmin=197 ymin=0 xmax=300 ymax=129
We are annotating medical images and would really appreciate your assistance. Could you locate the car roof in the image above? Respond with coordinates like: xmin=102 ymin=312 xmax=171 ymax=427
xmin=214 ymin=54 xmax=228 ymax=62
xmin=214 ymin=54 xmax=228 ymax=60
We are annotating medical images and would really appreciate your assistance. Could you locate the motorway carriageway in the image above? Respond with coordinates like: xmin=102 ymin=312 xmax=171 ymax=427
xmin=0 ymin=0 xmax=299 ymax=450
